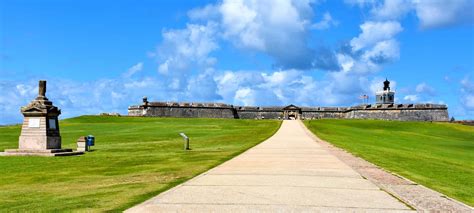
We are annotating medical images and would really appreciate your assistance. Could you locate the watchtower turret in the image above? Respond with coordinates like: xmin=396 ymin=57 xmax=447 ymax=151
xmin=376 ymin=79 xmax=395 ymax=104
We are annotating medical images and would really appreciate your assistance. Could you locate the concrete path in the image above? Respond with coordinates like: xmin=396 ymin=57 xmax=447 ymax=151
xmin=127 ymin=120 xmax=413 ymax=212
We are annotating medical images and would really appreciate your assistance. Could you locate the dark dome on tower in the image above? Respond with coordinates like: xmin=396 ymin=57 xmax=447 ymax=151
xmin=383 ymin=78 xmax=390 ymax=91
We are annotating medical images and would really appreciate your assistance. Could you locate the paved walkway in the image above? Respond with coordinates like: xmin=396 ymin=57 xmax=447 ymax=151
xmin=127 ymin=120 xmax=413 ymax=212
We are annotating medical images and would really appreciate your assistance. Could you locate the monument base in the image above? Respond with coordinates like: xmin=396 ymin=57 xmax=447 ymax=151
xmin=19 ymin=136 xmax=61 ymax=150
xmin=3 ymin=149 xmax=84 ymax=157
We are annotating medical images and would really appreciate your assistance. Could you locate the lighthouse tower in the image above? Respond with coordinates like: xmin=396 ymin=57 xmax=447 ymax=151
xmin=376 ymin=79 xmax=395 ymax=104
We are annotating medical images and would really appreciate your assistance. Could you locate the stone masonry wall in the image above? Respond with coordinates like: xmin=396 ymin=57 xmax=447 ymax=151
xmin=346 ymin=109 xmax=449 ymax=121
xmin=302 ymin=111 xmax=347 ymax=119
xmin=128 ymin=102 xmax=449 ymax=121
xmin=235 ymin=107 xmax=282 ymax=119
xmin=130 ymin=106 xmax=236 ymax=118
xmin=344 ymin=104 xmax=449 ymax=121
xmin=236 ymin=111 xmax=282 ymax=119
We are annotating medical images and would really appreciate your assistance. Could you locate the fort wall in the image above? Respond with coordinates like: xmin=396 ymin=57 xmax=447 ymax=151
xmin=128 ymin=101 xmax=449 ymax=121
xmin=235 ymin=107 xmax=282 ymax=119
xmin=128 ymin=102 xmax=237 ymax=119
xmin=128 ymin=79 xmax=449 ymax=121
xmin=301 ymin=107 xmax=347 ymax=119
xmin=344 ymin=104 xmax=449 ymax=121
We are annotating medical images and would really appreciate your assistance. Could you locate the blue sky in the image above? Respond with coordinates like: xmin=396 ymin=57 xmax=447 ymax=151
xmin=1 ymin=0 xmax=473 ymax=124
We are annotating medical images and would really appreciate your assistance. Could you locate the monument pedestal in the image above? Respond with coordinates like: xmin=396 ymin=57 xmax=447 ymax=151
xmin=4 ymin=148 xmax=81 ymax=156
xmin=19 ymin=135 xmax=61 ymax=150
xmin=4 ymin=80 xmax=83 ymax=157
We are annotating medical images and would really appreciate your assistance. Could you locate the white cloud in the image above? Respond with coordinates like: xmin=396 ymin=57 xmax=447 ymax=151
xmin=397 ymin=82 xmax=440 ymax=104
xmin=234 ymin=87 xmax=256 ymax=106
xmin=215 ymin=70 xmax=268 ymax=105
xmin=353 ymin=0 xmax=473 ymax=29
xmin=461 ymin=76 xmax=474 ymax=110
xmin=0 ymin=81 xmax=37 ymax=124
xmin=169 ymin=78 xmax=180 ymax=90
xmin=350 ymin=21 xmax=402 ymax=51
xmin=123 ymin=77 xmax=156 ymax=89
xmin=123 ymin=62 xmax=143 ymax=78
xmin=311 ymin=12 xmax=338 ymax=30
xmin=158 ymin=60 xmax=169 ymax=74
xmin=462 ymin=95 xmax=474 ymax=109
xmin=156 ymin=22 xmax=219 ymax=76
xmin=16 ymin=84 xmax=36 ymax=97
xmin=371 ymin=0 xmax=413 ymax=20
xmin=335 ymin=21 xmax=403 ymax=74
xmin=361 ymin=39 xmax=400 ymax=63
xmin=404 ymin=95 xmax=419 ymax=102
xmin=217 ymin=0 xmax=332 ymax=69
xmin=415 ymin=0 xmax=474 ymax=29
xmin=219 ymin=0 xmax=262 ymax=50
xmin=188 ymin=4 xmax=220 ymax=20
xmin=461 ymin=76 xmax=474 ymax=93
xmin=260 ymin=70 xmax=318 ymax=105
xmin=415 ymin=82 xmax=435 ymax=95
xmin=186 ymin=69 xmax=222 ymax=101
xmin=161 ymin=0 xmax=340 ymax=71
xmin=214 ymin=68 xmax=391 ymax=107
xmin=344 ymin=0 xmax=376 ymax=7
xmin=153 ymin=22 xmax=219 ymax=91
xmin=336 ymin=54 xmax=356 ymax=73
xmin=318 ymin=72 xmax=382 ymax=105
xmin=145 ymin=0 xmax=362 ymax=105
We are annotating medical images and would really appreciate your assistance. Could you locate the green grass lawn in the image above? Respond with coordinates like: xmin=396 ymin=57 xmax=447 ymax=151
xmin=0 ymin=116 xmax=281 ymax=211
xmin=304 ymin=119 xmax=474 ymax=206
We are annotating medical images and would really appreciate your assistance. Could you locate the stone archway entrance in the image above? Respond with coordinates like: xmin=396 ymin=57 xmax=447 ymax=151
xmin=288 ymin=113 xmax=297 ymax=120
xmin=283 ymin=104 xmax=302 ymax=120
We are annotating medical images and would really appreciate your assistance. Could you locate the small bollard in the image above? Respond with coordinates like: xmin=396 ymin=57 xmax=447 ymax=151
xmin=179 ymin=133 xmax=190 ymax=150
xmin=77 ymin=136 xmax=88 ymax=152
xmin=77 ymin=135 xmax=95 ymax=152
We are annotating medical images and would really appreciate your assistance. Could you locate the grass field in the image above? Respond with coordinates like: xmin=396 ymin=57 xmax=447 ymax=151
xmin=0 ymin=116 xmax=281 ymax=211
xmin=304 ymin=119 xmax=474 ymax=206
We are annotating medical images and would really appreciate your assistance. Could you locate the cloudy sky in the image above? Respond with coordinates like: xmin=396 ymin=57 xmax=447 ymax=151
xmin=1 ymin=0 xmax=473 ymax=124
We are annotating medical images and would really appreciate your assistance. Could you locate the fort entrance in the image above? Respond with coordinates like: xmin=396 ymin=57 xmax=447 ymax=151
xmin=283 ymin=105 xmax=302 ymax=120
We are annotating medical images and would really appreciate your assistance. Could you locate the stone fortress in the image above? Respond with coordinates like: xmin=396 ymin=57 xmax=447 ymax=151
xmin=128 ymin=79 xmax=449 ymax=121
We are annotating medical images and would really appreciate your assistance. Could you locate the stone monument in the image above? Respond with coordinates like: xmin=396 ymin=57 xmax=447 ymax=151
xmin=4 ymin=80 xmax=83 ymax=156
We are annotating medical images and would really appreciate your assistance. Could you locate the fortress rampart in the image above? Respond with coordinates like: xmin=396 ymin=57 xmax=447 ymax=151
xmin=128 ymin=80 xmax=448 ymax=121
xmin=128 ymin=101 xmax=449 ymax=121
xmin=128 ymin=102 xmax=237 ymax=119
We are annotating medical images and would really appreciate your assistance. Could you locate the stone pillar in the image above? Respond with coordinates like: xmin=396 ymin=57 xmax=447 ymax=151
xmin=37 ymin=80 xmax=47 ymax=100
